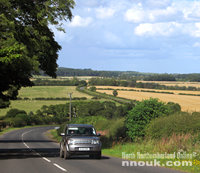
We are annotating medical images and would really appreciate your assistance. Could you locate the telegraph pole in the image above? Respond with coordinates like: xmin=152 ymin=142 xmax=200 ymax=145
xmin=69 ymin=93 xmax=73 ymax=121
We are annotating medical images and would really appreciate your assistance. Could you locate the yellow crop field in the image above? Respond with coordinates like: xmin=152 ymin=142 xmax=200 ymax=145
xmin=137 ymin=81 xmax=200 ymax=88
xmin=95 ymin=86 xmax=200 ymax=95
xmin=96 ymin=87 xmax=200 ymax=112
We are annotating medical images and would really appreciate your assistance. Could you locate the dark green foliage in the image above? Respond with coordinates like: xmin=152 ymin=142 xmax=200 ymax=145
xmin=144 ymin=74 xmax=176 ymax=81
xmin=125 ymin=98 xmax=170 ymax=140
xmin=3 ymin=108 xmax=29 ymax=127
xmin=89 ymin=86 xmax=97 ymax=92
xmin=0 ymin=99 xmax=10 ymax=108
xmin=113 ymin=90 xmax=118 ymax=97
xmin=146 ymin=112 xmax=200 ymax=139
xmin=166 ymin=102 xmax=181 ymax=114
xmin=33 ymin=78 xmax=87 ymax=86
xmin=88 ymin=78 xmax=136 ymax=87
xmin=55 ymin=67 xmax=200 ymax=82
xmin=56 ymin=67 xmax=142 ymax=78
xmin=0 ymin=0 xmax=75 ymax=107
xmin=5 ymin=109 xmax=27 ymax=118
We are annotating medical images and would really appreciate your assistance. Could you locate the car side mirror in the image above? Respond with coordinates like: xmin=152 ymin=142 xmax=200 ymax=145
xmin=97 ymin=133 xmax=101 ymax=137
xmin=60 ymin=133 xmax=65 ymax=136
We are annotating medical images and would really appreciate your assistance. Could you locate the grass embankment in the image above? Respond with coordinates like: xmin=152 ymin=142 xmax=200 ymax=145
xmin=103 ymin=140 xmax=200 ymax=173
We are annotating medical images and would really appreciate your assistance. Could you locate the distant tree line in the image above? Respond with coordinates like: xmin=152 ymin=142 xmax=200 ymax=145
xmin=88 ymin=78 xmax=136 ymax=87
xmin=33 ymin=77 xmax=200 ymax=91
xmin=33 ymin=78 xmax=87 ymax=86
xmin=143 ymin=74 xmax=176 ymax=81
xmin=53 ymin=67 xmax=200 ymax=82
xmin=52 ymin=67 xmax=147 ymax=78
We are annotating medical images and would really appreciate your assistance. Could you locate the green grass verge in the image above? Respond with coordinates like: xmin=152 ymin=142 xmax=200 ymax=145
xmin=102 ymin=143 xmax=200 ymax=173
xmin=48 ymin=129 xmax=61 ymax=142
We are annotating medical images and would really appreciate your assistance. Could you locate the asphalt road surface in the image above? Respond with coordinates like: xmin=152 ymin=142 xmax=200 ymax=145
xmin=0 ymin=126 xmax=182 ymax=173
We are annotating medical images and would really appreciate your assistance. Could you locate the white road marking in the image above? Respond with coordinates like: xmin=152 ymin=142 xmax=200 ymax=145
xmin=42 ymin=157 xmax=51 ymax=163
xmin=21 ymin=127 xmax=68 ymax=172
xmin=21 ymin=130 xmax=34 ymax=150
xmin=53 ymin=163 xmax=67 ymax=172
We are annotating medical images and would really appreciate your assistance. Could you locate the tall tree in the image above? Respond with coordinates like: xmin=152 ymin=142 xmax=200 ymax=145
xmin=0 ymin=0 xmax=75 ymax=107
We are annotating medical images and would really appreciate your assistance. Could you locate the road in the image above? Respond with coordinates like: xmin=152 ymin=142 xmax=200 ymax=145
xmin=0 ymin=126 xmax=181 ymax=173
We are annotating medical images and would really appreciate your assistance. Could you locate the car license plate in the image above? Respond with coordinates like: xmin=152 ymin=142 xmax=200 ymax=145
xmin=79 ymin=148 xmax=90 ymax=151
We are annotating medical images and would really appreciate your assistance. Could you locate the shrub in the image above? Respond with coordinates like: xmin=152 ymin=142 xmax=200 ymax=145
xmin=126 ymin=98 xmax=170 ymax=140
xmin=5 ymin=109 xmax=27 ymax=118
xmin=146 ymin=112 xmax=200 ymax=139
xmin=113 ymin=90 xmax=118 ymax=97
xmin=166 ymin=102 xmax=181 ymax=114
xmin=108 ymin=118 xmax=126 ymax=140
xmin=89 ymin=86 xmax=96 ymax=92
xmin=0 ymin=99 xmax=10 ymax=108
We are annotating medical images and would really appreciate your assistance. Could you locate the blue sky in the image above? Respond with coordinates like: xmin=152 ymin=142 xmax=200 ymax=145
xmin=52 ymin=0 xmax=200 ymax=73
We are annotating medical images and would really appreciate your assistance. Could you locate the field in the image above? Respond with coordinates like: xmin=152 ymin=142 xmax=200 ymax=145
xmin=0 ymin=86 xmax=92 ymax=117
xmin=138 ymin=81 xmax=200 ymax=88
xmin=95 ymin=86 xmax=200 ymax=95
xmin=96 ymin=86 xmax=200 ymax=112
xmin=19 ymin=86 xmax=92 ymax=98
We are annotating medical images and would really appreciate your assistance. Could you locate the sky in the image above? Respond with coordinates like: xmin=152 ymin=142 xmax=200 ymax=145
xmin=52 ymin=0 xmax=200 ymax=73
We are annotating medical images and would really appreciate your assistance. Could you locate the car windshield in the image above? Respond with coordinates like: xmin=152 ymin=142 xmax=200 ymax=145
xmin=67 ymin=127 xmax=96 ymax=136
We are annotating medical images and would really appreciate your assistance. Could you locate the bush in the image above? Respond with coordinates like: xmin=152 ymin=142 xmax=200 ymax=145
xmin=0 ymin=99 xmax=10 ymax=108
xmin=5 ymin=109 xmax=27 ymax=118
xmin=146 ymin=112 xmax=200 ymax=139
xmin=108 ymin=118 xmax=126 ymax=140
xmin=89 ymin=86 xmax=96 ymax=92
xmin=125 ymin=98 xmax=170 ymax=140
xmin=166 ymin=102 xmax=181 ymax=114
xmin=113 ymin=90 xmax=118 ymax=97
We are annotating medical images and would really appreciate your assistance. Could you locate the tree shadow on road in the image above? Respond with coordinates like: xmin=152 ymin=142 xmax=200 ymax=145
xmin=0 ymin=148 xmax=60 ymax=160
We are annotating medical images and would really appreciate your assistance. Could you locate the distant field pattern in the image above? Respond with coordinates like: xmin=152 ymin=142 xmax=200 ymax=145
xmin=96 ymin=85 xmax=200 ymax=112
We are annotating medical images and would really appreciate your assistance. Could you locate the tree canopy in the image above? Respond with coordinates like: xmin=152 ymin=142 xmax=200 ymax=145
xmin=0 ymin=0 xmax=75 ymax=107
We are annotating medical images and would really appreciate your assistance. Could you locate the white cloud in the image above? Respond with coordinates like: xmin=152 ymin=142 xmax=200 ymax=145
xmin=125 ymin=8 xmax=144 ymax=23
xmin=193 ymin=42 xmax=200 ymax=48
xmin=125 ymin=4 xmax=178 ymax=23
xmin=190 ymin=23 xmax=200 ymax=37
xmin=182 ymin=1 xmax=200 ymax=21
xmin=68 ymin=15 xmax=92 ymax=27
xmin=95 ymin=7 xmax=115 ymax=19
xmin=134 ymin=22 xmax=181 ymax=36
xmin=124 ymin=3 xmax=144 ymax=23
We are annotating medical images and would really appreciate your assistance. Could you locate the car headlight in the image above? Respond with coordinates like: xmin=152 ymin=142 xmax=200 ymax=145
xmin=91 ymin=139 xmax=100 ymax=145
xmin=67 ymin=139 xmax=74 ymax=145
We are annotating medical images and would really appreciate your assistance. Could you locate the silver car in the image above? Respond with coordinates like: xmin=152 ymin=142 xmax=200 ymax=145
xmin=59 ymin=124 xmax=102 ymax=159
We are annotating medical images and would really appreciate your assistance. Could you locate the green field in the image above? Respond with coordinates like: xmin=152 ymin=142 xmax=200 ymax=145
xmin=18 ymin=86 xmax=92 ymax=98
xmin=0 ymin=86 xmax=92 ymax=117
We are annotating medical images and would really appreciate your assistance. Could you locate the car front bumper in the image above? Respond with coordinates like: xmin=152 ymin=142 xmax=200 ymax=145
xmin=67 ymin=144 xmax=101 ymax=155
